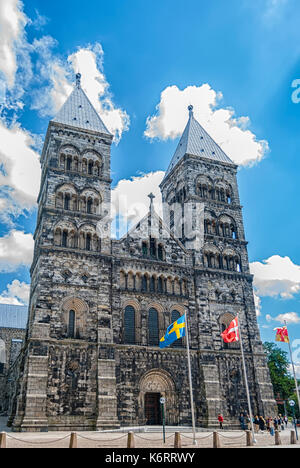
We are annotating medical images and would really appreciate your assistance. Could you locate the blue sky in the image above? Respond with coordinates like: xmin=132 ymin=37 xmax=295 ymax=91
xmin=0 ymin=0 xmax=299 ymax=369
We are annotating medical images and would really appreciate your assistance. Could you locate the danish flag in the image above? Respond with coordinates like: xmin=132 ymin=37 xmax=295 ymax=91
xmin=221 ymin=317 xmax=240 ymax=343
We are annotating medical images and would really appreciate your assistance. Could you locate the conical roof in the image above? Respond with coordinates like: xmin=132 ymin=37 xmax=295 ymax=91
xmin=52 ymin=73 xmax=111 ymax=135
xmin=164 ymin=105 xmax=234 ymax=178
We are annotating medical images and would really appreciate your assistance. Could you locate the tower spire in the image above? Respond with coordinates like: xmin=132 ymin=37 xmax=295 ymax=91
xmin=76 ymin=72 xmax=81 ymax=89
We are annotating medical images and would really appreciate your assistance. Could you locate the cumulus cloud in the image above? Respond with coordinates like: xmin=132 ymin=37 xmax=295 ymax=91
xmin=0 ymin=121 xmax=41 ymax=219
xmin=32 ymin=42 xmax=130 ymax=143
xmin=111 ymin=171 xmax=165 ymax=238
xmin=250 ymin=255 xmax=300 ymax=299
xmin=0 ymin=279 xmax=30 ymax=305
xmin=266 ymin=312 xmax=300 ymax=324
xmin=0 ymin=0 xmax=28 ymax=89
xmin=0 ymin=230 xmax=34 ymax=272
xmin=145 ymin=84 xmax=269 ymax=166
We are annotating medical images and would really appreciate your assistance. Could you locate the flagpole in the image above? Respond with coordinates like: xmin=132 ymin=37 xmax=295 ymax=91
xmin=237 ymin=312 xmax=256 ymax=444
xmin=185 ymin=312 xmax=197 ymax=445
xmin=284 ymin=321 xmax=300 ymax=414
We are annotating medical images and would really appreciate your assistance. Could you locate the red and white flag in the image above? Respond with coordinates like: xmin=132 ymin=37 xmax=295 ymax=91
xmin=221 ymin=317 xmax=239 ymax=343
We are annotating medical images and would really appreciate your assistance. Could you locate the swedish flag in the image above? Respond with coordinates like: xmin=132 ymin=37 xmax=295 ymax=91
xmin=159 ymin=314 xmax=186 ymax=349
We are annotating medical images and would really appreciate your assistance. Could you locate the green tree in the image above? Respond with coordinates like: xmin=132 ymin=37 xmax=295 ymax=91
xmin=263 ymin=342 xmax=299 ymax=416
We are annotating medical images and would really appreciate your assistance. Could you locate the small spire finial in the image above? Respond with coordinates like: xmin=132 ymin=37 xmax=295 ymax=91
xmin=148 ymin=192 xmax=155 ymax=208
xmin=76 ymin=73 xmax=81 ymax=88
xmin=188 ymin=104 xmax=194 ymax=117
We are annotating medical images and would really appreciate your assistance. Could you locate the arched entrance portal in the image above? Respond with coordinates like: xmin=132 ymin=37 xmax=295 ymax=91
xmin=139 ymin=369 xmax=178 ymax=425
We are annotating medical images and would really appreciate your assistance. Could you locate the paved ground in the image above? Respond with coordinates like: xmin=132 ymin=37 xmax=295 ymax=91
xmin=0 ymin=419 xmax=299 ymax=449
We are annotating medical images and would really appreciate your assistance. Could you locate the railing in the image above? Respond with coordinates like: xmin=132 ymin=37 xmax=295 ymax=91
xmin=0 ymin=429 xmax=298 ymax=448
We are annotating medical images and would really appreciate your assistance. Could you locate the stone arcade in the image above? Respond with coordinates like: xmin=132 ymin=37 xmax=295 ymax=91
xmin=7 ymin=75 xmax=277 ymax=431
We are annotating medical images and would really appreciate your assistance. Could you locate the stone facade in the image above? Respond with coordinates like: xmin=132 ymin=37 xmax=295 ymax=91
xmin=0 ymin=328 xmax=26 ymax=414
xmin=7 ymin=81 xmax=277 ymax=432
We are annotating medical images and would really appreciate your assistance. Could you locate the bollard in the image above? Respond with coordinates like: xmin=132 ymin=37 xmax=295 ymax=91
xmin=127 ymin=431 xmax=135 ymax=448
xmin=275 ymin=430 xmax=282 ymax=446
xmin=0 ymin=432 xmax=6 ymax=449
xmin=174 ymin=432 xmax=181 ymax=448
xmin=246 ymin=430 xmax=253 ymax=447
xmin=290 ymin=430 xmax=297 ymax=445
xmin=69 ymin=432 xmax=78 ymax=448
xmin=213 ymin=431 xmax=222 ymax=448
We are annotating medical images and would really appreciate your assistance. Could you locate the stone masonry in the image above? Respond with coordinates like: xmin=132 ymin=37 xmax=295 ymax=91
xmin=7 ymin=77 xmax=277 ymax=431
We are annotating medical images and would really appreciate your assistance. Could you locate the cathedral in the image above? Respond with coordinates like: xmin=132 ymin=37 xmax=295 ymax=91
xmin=7 ymin=74 xmax=277 ymax=432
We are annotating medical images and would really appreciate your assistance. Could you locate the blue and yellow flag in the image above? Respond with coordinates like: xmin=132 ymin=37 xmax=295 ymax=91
xmin=159 ymin=314 xmax=186 ymax=349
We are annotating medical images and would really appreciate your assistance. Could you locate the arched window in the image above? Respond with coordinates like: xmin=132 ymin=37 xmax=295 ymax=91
xmin=86 ymin=233 xmax=91 ymax=251
xmin=62 ymin=231 xmax=68 ymax=247
xmin=64 ymin=193 xmax=71 ymax=210
xmin=158 ymin=277 xmax=163 ymax=293
xmin=142 ymin=275 xmax=148 ymax=292
xmin=148 ymin=308 xmax=159 ymax=346
xmin=171 ymin=310 xmax=183 ymax=348
xmin=124 ymin=306 xmax=136 ymax=344
xmin=88 ymin=161 xmax=93 ymax=175
xmin=66 ymin=157 xmax=72 ymax=171
xmin=150 ymin=276 xmax=156 ymax=292
xmin=68 ymin=310 xmax=76 ymax=338
xmin=158 ymin=244 xmax=164 ymax=261
xmin=150 ymin=237 xmax=156 ymax=258
xmin=87 ymin=198 xmax=93 ymax=214
xmin=142 ymin=242 xmax=148 ymax=257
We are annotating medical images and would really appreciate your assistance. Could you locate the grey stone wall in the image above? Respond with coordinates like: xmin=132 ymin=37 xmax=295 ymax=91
xmin=6 ymin=109 xmax=277 ymax=431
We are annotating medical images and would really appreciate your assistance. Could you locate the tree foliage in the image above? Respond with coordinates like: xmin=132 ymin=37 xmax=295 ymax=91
xmin=263 ymin=342 xmax=299 ymax=416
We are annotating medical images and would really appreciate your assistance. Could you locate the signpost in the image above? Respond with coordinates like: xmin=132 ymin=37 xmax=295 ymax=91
xmin=289 ymin=400 xmax=298 ymax=441
xmin=160 ymin=397 xmax=166 ymax=444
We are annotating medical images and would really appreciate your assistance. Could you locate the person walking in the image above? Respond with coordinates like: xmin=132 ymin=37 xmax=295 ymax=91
xmin=269 ymin=418 xmax=275 ymax=436
xmin=254 ymin=415 xmax=260 ymax=434
xmin=239 ymin=413 xmax=246 ymax=431
xmin=218 ymin=414 xmax=224 ymax=430
xmin=284 ymin=415 xmax=288 ymax=428
xmin=259 ymin=416 xmax=266 ymax=432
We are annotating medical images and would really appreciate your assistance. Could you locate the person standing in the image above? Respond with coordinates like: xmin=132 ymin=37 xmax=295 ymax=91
xmin=218 ymin=414 xmax=224 ymax=430
xmin=254 ymin=415 xmax=260 ymax=433
xmin=269 ymin=418 xmax=275 ymax=436
xmin=239 ymin=413 xmax=246 ymax=431
xmin=259 ymin=416 xmax=266 ymax=432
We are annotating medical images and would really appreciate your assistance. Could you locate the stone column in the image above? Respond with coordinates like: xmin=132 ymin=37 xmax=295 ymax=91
xmin=96 ymin=307 xmax=119 ymax=430
xmin=14 ymin=322 xmax=50 ymax=432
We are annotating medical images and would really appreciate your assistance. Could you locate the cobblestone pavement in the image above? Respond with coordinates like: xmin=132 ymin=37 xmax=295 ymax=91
xmin=0 ymin=428 xmax=299 ymax=449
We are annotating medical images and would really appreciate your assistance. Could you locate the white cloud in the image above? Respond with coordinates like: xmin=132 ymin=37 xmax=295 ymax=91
xmin=0 ymin=120 xmax=41 ymax=219
xmin=32 ymin=42 xmax=130 ymax=143
xmin=0 ymin=0 xmax=28 ymax=89
xmin=250 ymin=255 xmax=300 ymax=299
xmin=111 ymin=171 xmax=165 ymax=237
xmin=275 ymin=312 xmax=300 ymax=324
xmin=267 ymin=312 xmax=300 ymax=324
xmin=145 ymin=84 xmax=269 ymax=166
xmin=68 ymin=44 xmax=130 ymax=143
xmin=0 ymin=230 xmax=34 ymax=272
xmin=0 ymin=279 xmax=30 ymax=305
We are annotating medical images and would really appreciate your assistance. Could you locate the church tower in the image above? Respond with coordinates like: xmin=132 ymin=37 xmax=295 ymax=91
xmin=160 ymin=106 xmax=277 ymax=424
xmin=10 ymin=75 xmax=119 ymax=431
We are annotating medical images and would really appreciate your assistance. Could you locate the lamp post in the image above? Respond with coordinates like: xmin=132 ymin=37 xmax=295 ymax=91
xmin=160 ymin=397 xmax=166 ymax=444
